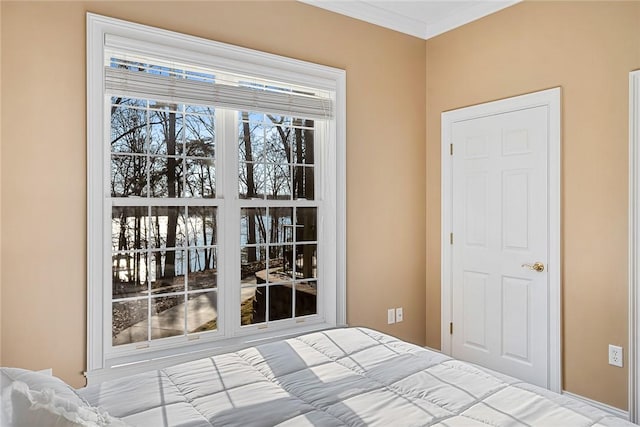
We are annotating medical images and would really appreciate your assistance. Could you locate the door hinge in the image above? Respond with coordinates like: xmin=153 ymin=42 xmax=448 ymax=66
xmin=450 ymin=143 xmax=453 ymax=155
xmin=449 ymin=322 xmax=453 ymax=335
xmin=450 ymin=233 xmax=453 ymax=245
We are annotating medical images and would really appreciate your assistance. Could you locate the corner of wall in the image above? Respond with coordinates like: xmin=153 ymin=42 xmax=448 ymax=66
xmin=424 ymin=40 xmax=430 ymax=348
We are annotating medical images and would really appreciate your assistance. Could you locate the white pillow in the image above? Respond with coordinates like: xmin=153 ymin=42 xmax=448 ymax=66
xmin=0 ymin=367 xmax=84 ymax=406
xmin=8 ymin=381 xmax=128 ymax=427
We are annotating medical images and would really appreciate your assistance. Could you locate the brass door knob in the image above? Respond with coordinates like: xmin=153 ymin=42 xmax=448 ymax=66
xmin=521 ymin=262 xmax=545 ymax=272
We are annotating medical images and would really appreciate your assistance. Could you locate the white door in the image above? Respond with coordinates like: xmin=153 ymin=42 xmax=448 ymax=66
xmin=450 ymin=105 xmax=551 ymax=388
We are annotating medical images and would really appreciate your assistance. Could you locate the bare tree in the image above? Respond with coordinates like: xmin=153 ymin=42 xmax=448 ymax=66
xmin=302 ymin=119 xmax=315 ymax=279
xmin=163 ymin=108 xmax=178 ymax=277
xmin=241 ymin=112 xmax=258 ymax=262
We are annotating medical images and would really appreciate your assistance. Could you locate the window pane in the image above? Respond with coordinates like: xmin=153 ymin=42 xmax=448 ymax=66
xmin=241 ymin=246 xmax=266 ymax=285
xmin=149 ymin=250 xmax=186 ymax=294
xmin=264 ymin=122 xmax=291 ymax=164
xmin=269 ymin=207 xmax=293 ymax=244
xmin=112 ymin=252 xmax=149 ymax=299
xmin=187 ymin=291 xmax=217 ymax=332
xmin=265 ymin=163 xmax=292 ymax=200
xmin=184 ymin=111 xmax=215 ymax=157
xmin=295 ymin=281 xmax=317 ymax=317
xmin=241 ymin=286 xmax=265 ymax=326
xmin=149 ymin=110 xmax=183 ymax=155
xmin=150 ymin=207 xmax=186 ymax=248
xmin=150 ymin=295 xmax=185 ymax=339
xmin=296 ymin=207 xmax=317 ymax=242
xmin=189 ymin=248 xmax=217 ymax=291
xmin=267 ymin=245 xmax=295 ymax=282
xmin=292 ymin=119 xmax=315 ymax=165
xmin=187 ymin=207 xmax=217 ymax=246
xmin=185 ymin=158 xmax=215 ymax=198
xmin=269 ymin=284 xmax=292 ymax=321
xmin=241 ymin=208 xmax=267 ymax=245
xmin=112 ymin=206 xmax=149 ymax=252
xmin=238 ymin=162 xmax=248 ymax=198
xmin=113 ymin=299 xmax=148 ymax=346
xmin=238 ymin=112 xmax=266 ymax=162
xmin=110 ymin=100 xmax=147 ymax=154
xmin=150 ymin=156 xmax=184 ymax=198
xmin=111 ymin=154 xmax=147 ymax=197
xmin=239 ymin=162 xmax=265 ymax=199
xmin=293 ymin=166 xmax=314 ymax=200
xmin=239 ymin=112 xmax=269 ymax=199
xmin=295 ymin=244 xmax=317 ymax=279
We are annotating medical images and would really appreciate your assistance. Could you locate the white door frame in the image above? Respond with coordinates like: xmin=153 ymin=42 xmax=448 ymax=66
xmin=441 ymin=88 xmax=562 ymax=393
xmin=628 ymin=70 xmax=640 ymax=423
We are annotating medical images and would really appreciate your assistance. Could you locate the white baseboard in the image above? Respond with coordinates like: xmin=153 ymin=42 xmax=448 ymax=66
xmin=562 ymin=390 xmax=629 ymax=420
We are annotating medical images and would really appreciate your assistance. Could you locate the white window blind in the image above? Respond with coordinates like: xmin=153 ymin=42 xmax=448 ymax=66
xmin=104 ymin=65 xmax=333 ymax=120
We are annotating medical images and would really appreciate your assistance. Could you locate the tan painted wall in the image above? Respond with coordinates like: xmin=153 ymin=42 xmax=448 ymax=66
xmin=426 ymin=1 xmax=640 ymax=410
xmin=4 ymin=0 xmax=634 ymax=411
xmin=0 ymin=1 xmax=426 ymax=387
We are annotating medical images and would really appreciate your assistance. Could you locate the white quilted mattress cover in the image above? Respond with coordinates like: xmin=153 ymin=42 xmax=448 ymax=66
xmin=78 ymin=327 xmax=636 ymax=426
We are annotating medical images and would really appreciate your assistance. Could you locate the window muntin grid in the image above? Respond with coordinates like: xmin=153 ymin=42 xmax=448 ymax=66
xmin=108 ymin=102 xmax=321 ymax=346
xmin=110 ymin=97 xmax=216 ymax=199
xmin=238 ymin=112 xmax=315 ymax=201
xmin=240 ymin=206 xmax=318 ymax=327
xmin=109 ymin=96 xmax=219 ymax=346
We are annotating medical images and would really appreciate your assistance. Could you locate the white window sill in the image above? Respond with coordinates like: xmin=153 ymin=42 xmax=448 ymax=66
xmin=84 ymin=322 xmax=346 ymax=386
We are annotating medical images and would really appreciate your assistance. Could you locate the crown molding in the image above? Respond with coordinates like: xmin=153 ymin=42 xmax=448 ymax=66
xmin=425 ymin=1 xmax=521 ymax=39
xmin=299 ymin=0 xmax=428 ymax=38
xmin=298 ymin=0 xmax=521 ymax=40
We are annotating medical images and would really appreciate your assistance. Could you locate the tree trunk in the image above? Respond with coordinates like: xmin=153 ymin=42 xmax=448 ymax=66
xmin=117 ymin=209 xmax=127 ymax=286
xmin=135 ymin=214 xmax=142 ymax=285
xmin=304 ymin=120 xmax=314 ymax=198
xmin=242 ymin=112 xmax=257 ymax=262
xmin=165 ymin=111 xmax=178 ymax=277
xmin=267 ymin=115 xmax=291 ymax=163
xmin=155 ymin=212 xmax=162 ymax=279
xmin=303 ymin=120 xmax=315 ymax=278
xmin=202 ymin=213 xmax=210 ymax=271
xmin=208 ymin=213 xmax=216 ymax=269
xmin=294 ymin=120 xmax=304 ymax=198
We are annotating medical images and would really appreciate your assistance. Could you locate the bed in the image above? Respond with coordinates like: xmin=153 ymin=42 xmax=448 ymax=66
xmin=2 ymin=327 xmax=637 ymax=426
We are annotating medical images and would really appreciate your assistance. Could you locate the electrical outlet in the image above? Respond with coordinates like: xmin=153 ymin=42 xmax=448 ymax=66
xmin=608 ymin=344 xmax=623 ymax=367
xmin=395 ymin=307 xmax=404 ymax=323
xmin=387 ymin=308 xmax=396 ymax=325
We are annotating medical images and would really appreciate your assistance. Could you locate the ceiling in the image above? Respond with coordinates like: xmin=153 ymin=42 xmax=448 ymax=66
xmin=298 ymin=0 xmax=521 ymax=40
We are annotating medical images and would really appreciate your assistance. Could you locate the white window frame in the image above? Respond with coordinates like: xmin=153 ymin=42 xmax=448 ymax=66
xmin=86 ymin=13 xmax=346 ymax=384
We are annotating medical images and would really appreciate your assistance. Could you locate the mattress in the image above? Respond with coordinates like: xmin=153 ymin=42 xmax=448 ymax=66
xmin=78 ymin=327 xmax=635 ymax=426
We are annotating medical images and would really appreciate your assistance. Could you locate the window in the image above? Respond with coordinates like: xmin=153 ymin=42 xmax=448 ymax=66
xmin=87 ymin=14 xmax=345 ymax=383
